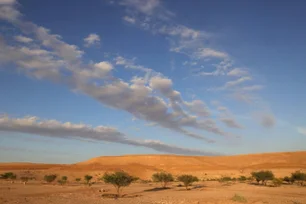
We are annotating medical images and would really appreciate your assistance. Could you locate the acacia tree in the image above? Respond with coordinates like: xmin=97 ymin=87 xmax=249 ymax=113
xmin=44 ymin=174 xmax=57 ymax=183
xmin=291 ymin=171 xmax=306 ymax=186
xmin=251 ymin=171 xmax=274 ymax=185
xmin=152 ymin=172 xmax=174 ymax=188
xmin=177 ymin=175 xmax=199 ymax=190
xmin=102 ymin=171 xmax=138 ymax=197
xmin=84 ymin=175 xmax=93 ymax=185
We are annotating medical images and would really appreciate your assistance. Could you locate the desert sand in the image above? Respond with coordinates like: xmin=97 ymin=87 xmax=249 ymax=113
xmin=0 ymin=151 xmax=306 ymax=204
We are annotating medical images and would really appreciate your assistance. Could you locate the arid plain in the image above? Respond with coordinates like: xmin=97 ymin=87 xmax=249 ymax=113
xmin=1 ymin=151 xmax=306 ymax=204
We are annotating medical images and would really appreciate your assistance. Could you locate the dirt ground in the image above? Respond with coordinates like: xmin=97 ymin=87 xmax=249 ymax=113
xmin=1 ymin=181 xmax=305 ymax=204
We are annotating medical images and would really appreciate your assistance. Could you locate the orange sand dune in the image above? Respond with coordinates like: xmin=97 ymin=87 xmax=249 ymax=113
xmin=1 ymin=151 xmax=305 ymax=179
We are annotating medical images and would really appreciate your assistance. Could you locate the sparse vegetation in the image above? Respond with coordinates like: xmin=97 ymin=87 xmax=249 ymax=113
xmin=283 ymin=176 xmax=294 ymax=184
xmin=57 ymin=176 xmax=68 ymax=185
xmin=238 ymin=176 xmax=247 ymax=182
xmin=219 ymin=176 xmax=232 ymax=183
xmin=44 ymin=174 xmax=57 ymax=183
xmin=102 ymin=171 xmax=138 ymax=196
xmin=84 ymin=175 xmax=93 ymax=185
xmin=0 ymin=172 xmax=17 ymax=181
xmin=75 ymin=178 xmax=81 ymax=182
xmin=231 ymin=194 xmax=247 ymax=203
xmin=251 ymin=170 xmax=274 ymax=185
xmin=152 ymin=172 xmax=174 ymax=188
xmin=272 ymin=178 xmax=283 ymax=187
xmin=177 ymin=174 xmax=199 ymax=190
xmin=291 ymin=171 xmax=306 ymax=186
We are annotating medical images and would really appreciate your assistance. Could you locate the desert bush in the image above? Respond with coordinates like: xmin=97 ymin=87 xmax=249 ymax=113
xmin=283 ymin=176 xmax=294 ymax=184
xmin=0 ymin=172 xmax=17 ymax=180
xmin=75 ymin=178 xmax=81 ymax=182
xmin=219 ymin=176 xmax=232 ymax=183
xmin=238 ymin=176 xmax=247 ymax=182
xmin=251 ymin=170 xmax=274 ymax=185
xmin=57 ymin=176 xmax=68 ymax=185
xmin=102 ymin=171 xmax=138 ymax=196
xmin=152 ymin=172 xmax=174 ymax=188
xmin=177 ymin=174 xmax=199 ymax=190
xmin=44 ymin=174 xmax=57 ymax=183
xmin=272 ymin=178 xmax=282 ymax=187
xmin=291 ymin=171 xmax=306 ymax=186
xmin=231 ymin=194 xmax=247 ymax=203
xmin=84 ymin=175 xmax=93 ymax=185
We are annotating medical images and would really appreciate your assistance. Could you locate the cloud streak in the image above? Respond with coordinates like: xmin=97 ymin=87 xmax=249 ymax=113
xmin=0 ymin=115 xmax=218 ymax=155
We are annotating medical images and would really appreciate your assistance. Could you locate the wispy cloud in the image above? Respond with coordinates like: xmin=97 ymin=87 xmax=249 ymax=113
xmin=227 ymin=68 xmax=249 ymax=77
xmin=14 ymin=35 xmax=33 ymax=43
xmin=0 ymin=2 xmax=229 ymax=143
xmin=84 ymin=33 xmax=100 ymax=47
xmin=0 ymin=115 xmax=219 ymax=155
xmin=123 ymin=15 xmax=136 ymax=24
xmin=297 ymin=127 xmax=306 ymax=136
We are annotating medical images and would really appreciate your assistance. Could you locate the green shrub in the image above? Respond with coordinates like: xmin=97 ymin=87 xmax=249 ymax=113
xmin=238 ymin=176 xmax=247 ymax=182
xmin=84 ymin=175 xmax=93 ymax=185
xmin=231 ymin=194 xmax=247 ymax=203
xmin=75 ymin=178 xmax=81 ymax=182
xmin=177 ymin=175 xmax=199 ymax=190
xmin=44 ymin=174 xmax=57 ymax=183
xmin=291 ymin=171 xmax=306 ymax=186
xmin=0 ymin=172 xmax=17 ymax=180
xmin=102 ymin=171 xmax=138 ymax=196
xmin=272 ymin=178 xmax=282 ymax=187
xmin=251 ymin=170 xmax=274 ymax=185
xmin=152 ymin=172 xmax=174 ymax=188
xmin=283 ymin=176 xmax=294 ymax=184
xmin=219 ymin=176 xmax=232 ymax=183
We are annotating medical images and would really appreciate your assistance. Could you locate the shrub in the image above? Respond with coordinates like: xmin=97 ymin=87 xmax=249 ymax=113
xmin=57 ymin=176 xmax=68 ymax=185
xmin=152 ymin=172 xmax=174 ymax=188
xmin=251 ymin=170 xmax=274 ymax=185
xmin=102 ymin=171 xmax=138 ymax=196
xmin=177 ymin=175 xmax=199 ymax=190
xmin=44 ymin=174 xmax=57 ymax=183
xmin=283 ymin=176 xmax=294 ymax=184
xmin=231 ymin=194 xmax=247 ymax=203
xmin=219 ymin=176 xmax=232 ymax=183
xmin=238 ymin=176 xmax=247 ymax=182
xmin=0 ymin=172 xmax=17 ymax=180
xmin=272 ymin=178 xmax=282 ymax=187
xmin=75 ymin=178 xmax=81 ymax=182
xmin=291 ymin=171 xmax=306 ymax=186
xmin=84 ymin=175 xmax=93 ymax=185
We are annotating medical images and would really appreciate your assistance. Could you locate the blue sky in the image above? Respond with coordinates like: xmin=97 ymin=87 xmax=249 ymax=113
xmin=0 ymin=0 xmax=305 ymax=163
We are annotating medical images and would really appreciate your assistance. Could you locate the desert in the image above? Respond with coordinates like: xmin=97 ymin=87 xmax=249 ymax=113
xmin=1 ymin=151 xmax=306 ymax=204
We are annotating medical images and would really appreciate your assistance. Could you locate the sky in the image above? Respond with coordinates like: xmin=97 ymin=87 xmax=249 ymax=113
xmin=0 ymin=0 xmax=305 ymax=164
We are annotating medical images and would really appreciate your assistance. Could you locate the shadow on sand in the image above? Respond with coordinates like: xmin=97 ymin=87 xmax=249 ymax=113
xmin=143 ymin=187 xmax=171 ymax=192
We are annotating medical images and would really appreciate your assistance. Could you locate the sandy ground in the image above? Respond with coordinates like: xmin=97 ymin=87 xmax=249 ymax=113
xmin=0 ymin=181 xmax=305 ymax=204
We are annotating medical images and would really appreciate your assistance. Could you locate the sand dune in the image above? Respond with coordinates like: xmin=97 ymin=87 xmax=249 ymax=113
xmin=1 ymin=151 xmax=305 ymax=179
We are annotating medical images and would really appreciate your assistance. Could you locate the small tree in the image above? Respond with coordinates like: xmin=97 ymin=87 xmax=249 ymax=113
xmin=58 ymin=176 xmax=68 ymax=185
xmin=251 ymin=171 xmax=274 ymax=185
xmin=75 ymin=178 xmax=81 ymax=183
xmin=283 ymin=176 xmax=294 ymax=184
xmin=291 ymin=171 xmax=306 ymax=186
xmin=238 ymin=176 xmax=247 ymax=182
xmin=152 ymin=172 xmax=174 ymax=188
xmin=272 ymin=178 xmax=282 ymax=187
xmin=84 ymin=175 xmax=93 ymax=185
xmin=102 ymin=171 xmax=138 ymax=197
xmin=177 ymin=175 xmax=199 ymax=190
xmin=44 ymin=174 xmax=57 ymax=183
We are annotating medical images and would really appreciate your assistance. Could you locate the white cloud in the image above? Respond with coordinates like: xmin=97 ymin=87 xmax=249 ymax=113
xmin=123 ymin=16 xmax=136 ymax=24
xmin=120 ymin=0 xmax=160 ymax=15
xmin=184 ymin=100 xmax=210 ymax=117
xmin=115 ymin=56 xmax=151 ymax=72
xmin=225 ymin=76 xmax=252 ymax=88
xmin=220 ymin=117 xmax=243 ymax=129
xmin=158 ymin=25 xmax=200 ymax=39
xmin=84 ymin=33 xmax=100 ymax=47
xmin=14 ymin=35 xmax=33 ymax=43
xmin=228 ymin=68 xmax=249 ymax=77
xmin=0 ymin=115 xmax=218 ymax=155
xmin=0 ymin=0 xmax=16 ymax=4
xmin=297 ymin=127 xmax=306 ymax=136
xmin=195 ymin=48 xmax=228 ymax=59
xmin=241 ymin=85 xmax=264 ymax=91
xmin=0 ymin=3 xmax=230 ymax=143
